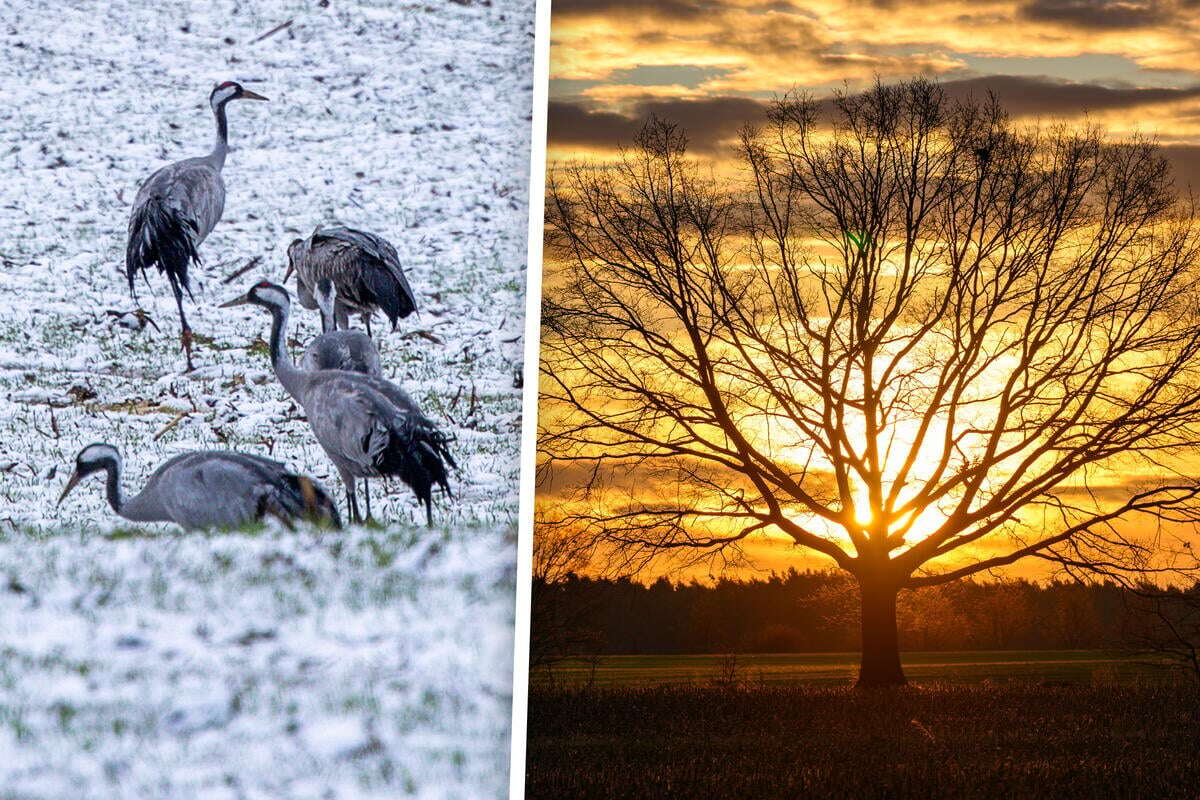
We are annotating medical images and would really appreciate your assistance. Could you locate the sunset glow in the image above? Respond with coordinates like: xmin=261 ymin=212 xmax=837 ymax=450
xmin=548 ymin=0 xmax=1200 ymax=180
xmin=538 ymin=0 xmax=1200 ymax=583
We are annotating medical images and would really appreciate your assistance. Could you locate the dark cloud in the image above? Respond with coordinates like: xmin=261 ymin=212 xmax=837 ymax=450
xmin=1019 ymin=0 xmax=1175 ymax=29
xmin=549 ymin=76 xmax=1200 ymax=153
xmin=633 ymin=31 xmax=671 ymax=46
xmin=559 ymin=0 xmax=1185 ymax=29
xmin=551 ymin=0 xmax=831 ymax=20
xmin=549 ymin=96 xmax=770 ymax=153
xmin=633 ymin=96 xmax=770 ymax=149
xmin=753 ymin=0 xmax=814 ymax=12
xmin=552 ymin=0 xmax=715 ymax=19
xmin=548 ymin=101 xmax=644 ymax=151
xmin=939 ymin=75 xmax=1200 ymax=116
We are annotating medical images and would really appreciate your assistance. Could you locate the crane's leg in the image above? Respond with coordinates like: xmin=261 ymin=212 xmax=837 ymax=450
xmin=168 ymin=275 xmax=195 ymax=372
xmin=337 ymin=467 xmax=361 ymax=524
xmin=181 ymin=329 xmax=194 ymax=373
xmin=425 ymin=496 xmax=433 ymax=528
xmin=363 ymin=479 xmax=373 ymax=523
xmin=365 ymin=315 xmax=373 ymax=339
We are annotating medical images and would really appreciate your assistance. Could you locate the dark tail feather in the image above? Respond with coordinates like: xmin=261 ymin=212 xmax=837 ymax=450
xmin=362 ymin=264 xmax=417 ymax=330
xmin=125 ymin=198 xmax=201 ymax=299
xmin=376 ymin=418 xmax=456 ymax=516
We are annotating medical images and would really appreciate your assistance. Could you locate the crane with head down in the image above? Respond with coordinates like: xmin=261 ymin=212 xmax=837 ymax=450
xmin=58 ymin=443 xmax=341 ymax=530
xmin=286 ymin=226 xmax=418 ymax=338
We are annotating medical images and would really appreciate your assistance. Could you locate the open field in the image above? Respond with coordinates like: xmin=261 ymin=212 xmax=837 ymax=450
xmin=533 ymin=650 xmax=1165 ymax=688
xmin=0 ymin=522 xmax=516 ymax=798
xmin=526 ymin=683 xmax=1200 ymax=799
xmin=0 ymin=0 xmax=532 ymax=796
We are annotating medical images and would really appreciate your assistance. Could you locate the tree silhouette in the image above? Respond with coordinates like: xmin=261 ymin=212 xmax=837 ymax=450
xmin=538 ymin=78 xmax=1200 ymax=686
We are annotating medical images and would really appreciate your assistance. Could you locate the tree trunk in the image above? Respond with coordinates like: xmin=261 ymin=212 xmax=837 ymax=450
xmin=856 ymin=576 xmax=906 ymax=688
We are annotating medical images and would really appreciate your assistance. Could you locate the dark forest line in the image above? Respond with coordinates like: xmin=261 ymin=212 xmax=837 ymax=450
xmin=532 ymin=571 xmax=1200 ymax=658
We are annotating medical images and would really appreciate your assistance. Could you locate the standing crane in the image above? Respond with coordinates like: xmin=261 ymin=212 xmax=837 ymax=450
xmin=222 ymin=281 xmax=454 ymax=526
xmin=285 ymin=226 xmax=417 ymax=337
xmin=302 ymin=278 xmax=383 ymax=518
xmin=57 ymin=443 xmax=341 ymax=530
xmin=125 ymin=81 xmax=268 ymax=371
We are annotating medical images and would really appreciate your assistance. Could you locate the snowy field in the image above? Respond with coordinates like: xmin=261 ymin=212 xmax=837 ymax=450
xmin=0 ymin=0 xmax=532 ymax=796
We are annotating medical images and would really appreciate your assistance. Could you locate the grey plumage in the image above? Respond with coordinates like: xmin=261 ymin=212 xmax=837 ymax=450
xmin=286 ymin=226 xmax=418 ymax=337
xmin=58 ymin=443 xmax=341 ymax=530
xmin=125 ymin=81 xmax=268 ymax=371
xmin=223 ymin=281 xmax=454 ymax=526
xmin=302 ymin=279 xmax=382 ymax=376
xmin=302 ymin=279 xmax=384 ymax=519
xmin=301 ymin=330 xmax=381 ymax=376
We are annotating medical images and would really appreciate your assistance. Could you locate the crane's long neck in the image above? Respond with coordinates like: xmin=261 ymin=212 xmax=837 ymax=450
xmin=268 ymin=303 xmax=306 ymax=400
xmin=319 ymin=302 xmax=336 ymax=334
xmin=100 ymin=461 xmax=126 ymax=516
xmin=95 ymin=458 xmax=167 ymax=524
xmin=210 ymin=100 xmax=230 ymax=169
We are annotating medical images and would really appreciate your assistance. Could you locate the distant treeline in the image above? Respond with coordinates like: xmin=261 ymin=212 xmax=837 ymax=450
xmin=532 ymin=571 xmax=1179 ymax=657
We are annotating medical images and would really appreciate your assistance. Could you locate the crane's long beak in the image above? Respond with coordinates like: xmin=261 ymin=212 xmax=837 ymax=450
xmin=240 ymin=89 xmax=269 ymax=101
xmin=219 ymin=292 xmax=252 ymax=308
xmin=57 ymin=471 xmax=83 ymax=506
xmin=283 ymin=264 xmax=294 ymax=282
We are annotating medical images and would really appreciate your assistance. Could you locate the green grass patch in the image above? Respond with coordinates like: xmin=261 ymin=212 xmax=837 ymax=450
xmin=534 ymin=651 xmax=1169 ymax=688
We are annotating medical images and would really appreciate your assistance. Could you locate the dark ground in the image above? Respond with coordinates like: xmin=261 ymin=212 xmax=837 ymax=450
xmin=526 ymin=683 xmax=1200 ymax=798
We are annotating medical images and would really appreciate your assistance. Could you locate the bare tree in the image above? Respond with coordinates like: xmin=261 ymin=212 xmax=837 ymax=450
xmin=539 ymin=78 xmax=1200 ymax=686
xmin=529 ymin=513 xmax=604 ymax=678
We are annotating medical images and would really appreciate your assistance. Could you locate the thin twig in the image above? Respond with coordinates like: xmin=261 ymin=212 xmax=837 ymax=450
xmin=404 ymin=330 xmax=444 ymax=345
xmin=250 ymin=19 xmax=293 ymax=44
xmin=153 ymin=412 xmax=189 ymax=442
xmin=222 ymin=255 xmax=262 ymax=284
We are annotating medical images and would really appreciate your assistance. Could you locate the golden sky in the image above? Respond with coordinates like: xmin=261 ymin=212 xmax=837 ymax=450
xmin=539 ymin=0 xmax=1200 ymax=582
xmin=548 ymin=0 xmax=1200 ymax=184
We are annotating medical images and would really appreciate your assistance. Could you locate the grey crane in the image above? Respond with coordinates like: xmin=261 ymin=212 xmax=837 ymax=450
xmin=302 ymin=278 xmax=383 ymax=518
xmin=222 ymin=280 xmax=454 ymax=526
xmin=285 ymin=226 xmax=418 ymax=337
xmin=57 ymin=443 xmax=341 ymax=530
xmin=125 ymin=81 xmax=268 ymax=371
